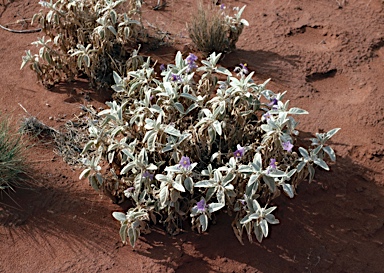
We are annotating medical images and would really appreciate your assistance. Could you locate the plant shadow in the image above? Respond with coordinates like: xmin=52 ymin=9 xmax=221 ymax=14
xmin=47 ymin=78 xmax=114 ymax=105
xmin=221 ymin=49 xmax=302 ymax=85
xmin=0 ymin=168 xmax=120 ymax=262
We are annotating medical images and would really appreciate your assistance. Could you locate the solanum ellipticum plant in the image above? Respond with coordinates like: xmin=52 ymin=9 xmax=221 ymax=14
xmin=80 ymin=51 xmax=340 ymax=247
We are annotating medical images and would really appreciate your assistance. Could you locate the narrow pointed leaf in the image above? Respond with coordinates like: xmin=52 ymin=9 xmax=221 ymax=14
xmin=259 ymin=219 xmax=269 ymax=237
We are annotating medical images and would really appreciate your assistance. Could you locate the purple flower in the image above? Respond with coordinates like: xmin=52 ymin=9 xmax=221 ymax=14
xmin=262 ymin=112 xmax=271 ymax=121
xmin=240 ymin=63 xmax=248 ymax=74
xmin=268 ymin=98 xmax=279 ymax=107
xmin=282 ymin=141 xmax=293 ymax=152
xmin=220 ymin=4 xmax=226 ymax=10
xmin=196 ymin=198 xmax=207 ymax=213
xmin=179 ymin=156 xmax=191 ymax=169
xmin=160 ymin=64 xmax=166 ymax=71
xmin=234 ymin=63 xmax=249 ymax=76
xmin=124 ymin=186 xmax=135 ymax=198
xmin=234 ymin=144 xmax=245 ymax=158
xmin=186 ymin=53 xmax=198 ymax=64
xmin=143 ymin=171 xmax=154 ymax=180
xmin=187 ymin=62 xmax=198 ymax=72
xmin=186 ymin=53 xmax=198 ymax=72
xmin=171 ymin=73 xmax=182 ymax=82
xmin=269 ymin=158 xmax=277 ymax=171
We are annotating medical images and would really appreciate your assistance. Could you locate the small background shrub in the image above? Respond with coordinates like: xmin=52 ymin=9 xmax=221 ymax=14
xmin=188 ymin=2 xmax=249 ymax=56
xmin=21 ymin=0 xmax=145 ymax=89
xmin=188 ymin=2 xmax=227 ymax=56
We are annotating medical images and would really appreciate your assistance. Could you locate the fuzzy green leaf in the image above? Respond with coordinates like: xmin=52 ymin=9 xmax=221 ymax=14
xmin=199 ymin=214 xmax=208 ymax=232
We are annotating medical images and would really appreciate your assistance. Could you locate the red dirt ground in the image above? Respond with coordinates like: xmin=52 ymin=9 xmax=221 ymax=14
xmin=1 ymin=0 xmax=383 ymax=272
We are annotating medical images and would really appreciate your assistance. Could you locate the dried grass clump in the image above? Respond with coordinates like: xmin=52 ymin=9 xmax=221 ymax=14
xmin=188 ymin=2 xmax=248 ymax=56
xmin=188 ymin=3 xmax=228 ymax=56
xmin=20 ymin=106 xmax=96 ymax=166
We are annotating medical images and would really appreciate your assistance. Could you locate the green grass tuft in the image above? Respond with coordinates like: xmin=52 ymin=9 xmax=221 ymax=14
xmin=0 ymin=114 xmax=31 ymax=193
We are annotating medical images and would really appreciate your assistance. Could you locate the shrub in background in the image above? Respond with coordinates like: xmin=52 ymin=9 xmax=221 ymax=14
xmin=188 ymin=2 xmax=249 ymax=56
xmin=79 ymin=51 xmax=339 ymax=247
xmin=21 ymin=0 xmax=144 ymax=89
xmin=0 ymin=114 xmax=30 ymax=193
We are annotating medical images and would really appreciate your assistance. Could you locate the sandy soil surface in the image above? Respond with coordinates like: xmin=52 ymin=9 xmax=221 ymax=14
xmin=1 ymin=0 xmax=383 ymax=272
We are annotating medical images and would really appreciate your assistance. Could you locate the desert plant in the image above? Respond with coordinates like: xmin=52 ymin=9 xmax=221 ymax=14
xmin=188 ymin=2 xmax=248 ymax=56
xmin=0 ymin=114 xmax=30 ymax=193
xmin=20 ymin=0 xmax=144 ymax=89
xmin=79 ymin=51 xmax=340 ymax=247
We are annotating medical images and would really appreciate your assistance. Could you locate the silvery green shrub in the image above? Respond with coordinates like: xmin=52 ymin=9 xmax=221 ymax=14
xmin=20 ymin=0 xmax=143 ymax=88
xmin=79 ymin=51 xmax=340 ymax=247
